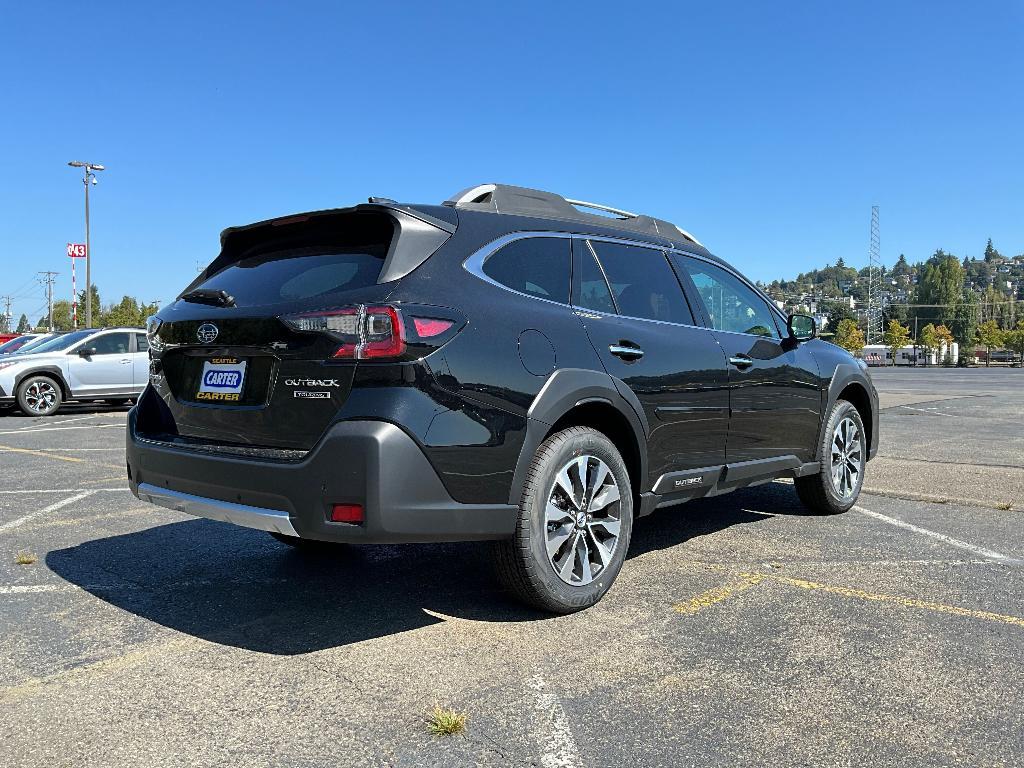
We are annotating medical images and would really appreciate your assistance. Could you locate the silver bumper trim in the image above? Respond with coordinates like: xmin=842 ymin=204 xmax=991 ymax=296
xmin=136 ymin=482 xmax=299 ymax=537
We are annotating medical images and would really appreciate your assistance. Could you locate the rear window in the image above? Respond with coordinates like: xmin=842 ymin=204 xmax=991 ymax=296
xmin=192 ymin=212 xmax=394 ymax=307
xmin=195 ymin=248 xmax=387 ymax=307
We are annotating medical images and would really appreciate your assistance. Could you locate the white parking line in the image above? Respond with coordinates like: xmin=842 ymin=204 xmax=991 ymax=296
xmin=527 ymin=675 xmax=582 ymax=768
xmin=854 ymin=505 xmax=1019 ymax=563
xmin=12 ymin=414 xmax=101 ymax=430
xmin=0 ymin=488 xmax=129 ymax=494
xmin=0 ymin=491 xmax=97 ymax=533
xmin=895 ymin=404 xmax=960 ymax=418
xmin=0 ymin=424 xmax=125 ymax=436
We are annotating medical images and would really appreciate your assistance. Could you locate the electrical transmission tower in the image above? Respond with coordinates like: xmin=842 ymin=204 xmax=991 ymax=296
xmin=38 ymin=272 xmax=59 ymax=331
xmin=865 ymin=205 xmax=883 ymax=344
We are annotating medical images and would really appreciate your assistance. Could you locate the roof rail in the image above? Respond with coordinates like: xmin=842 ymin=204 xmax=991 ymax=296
xmin=443 ymin=183 xmax=703 ymax=247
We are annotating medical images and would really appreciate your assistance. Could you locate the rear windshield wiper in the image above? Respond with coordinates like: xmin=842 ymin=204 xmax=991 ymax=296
xmin=181 ymin=288 xmax=236 ymax=307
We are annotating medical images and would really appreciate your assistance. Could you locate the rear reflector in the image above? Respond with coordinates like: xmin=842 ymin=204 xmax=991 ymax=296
xmin=412 ymin=317 xmax=454 ymax=338
xmin=330 ymin=504 xmax=364 ymax=524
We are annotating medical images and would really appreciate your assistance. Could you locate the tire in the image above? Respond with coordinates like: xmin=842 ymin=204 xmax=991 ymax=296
xmin=795 ymin=399 xmax=867 ymax=514
xmin=16 ymin=375 xmax=63 ymax=417
xmin=495 ymin=426 xmax=634 ymax=613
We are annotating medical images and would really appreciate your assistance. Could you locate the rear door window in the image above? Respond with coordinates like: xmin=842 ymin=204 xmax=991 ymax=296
xmin=89 ymin=333 xmax=131 ymax=355
xmin=482 ymin=237 xmax=570 ymax=304
xmin=588 ymin=241 xmax=694 ymax=325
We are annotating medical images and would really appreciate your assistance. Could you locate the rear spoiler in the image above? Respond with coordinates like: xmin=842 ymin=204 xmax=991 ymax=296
xmin=180 ymin=202 xmax=456 ymax=300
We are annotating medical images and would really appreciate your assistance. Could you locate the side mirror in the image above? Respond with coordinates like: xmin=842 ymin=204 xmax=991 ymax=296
xmin=787 ymin=314 xmax=816 ymax=342
xmin=77 ymin=347 xmax=97 ymax=357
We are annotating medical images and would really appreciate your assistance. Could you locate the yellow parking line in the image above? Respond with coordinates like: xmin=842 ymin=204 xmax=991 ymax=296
xmin=758 ymin=573 xmax=1024 ymax=628
xmin=0 ymin=445 xmax=84 ymax=463
xmin=672 ymin=573 xmax=764 ymax=615
xmin=0 ymin=444 xmax=123 ymax=471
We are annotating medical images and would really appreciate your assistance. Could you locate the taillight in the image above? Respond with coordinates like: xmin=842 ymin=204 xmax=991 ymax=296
xmin=361 ymin=306 xmax=404 ymax=359
xmin=412 ymin=317 xmax=454 ymax=338
xmin=282 ymin=305 xmax=405 ymax=360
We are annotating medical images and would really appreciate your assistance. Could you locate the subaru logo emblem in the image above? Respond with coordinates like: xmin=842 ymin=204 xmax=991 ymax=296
xmin=197 ymin=323 xmax=219 ymax=344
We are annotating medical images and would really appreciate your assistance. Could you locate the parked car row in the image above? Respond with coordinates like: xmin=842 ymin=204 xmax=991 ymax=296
xmin=0 ymin=327 xmax=148 ymax=416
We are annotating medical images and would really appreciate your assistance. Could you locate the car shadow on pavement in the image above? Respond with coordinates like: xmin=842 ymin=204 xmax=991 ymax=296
xmin=46 ymin=482 xmax=811 ymax=655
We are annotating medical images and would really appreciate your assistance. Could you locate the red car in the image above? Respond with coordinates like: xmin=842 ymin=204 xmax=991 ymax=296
xmin=0 ymin=333 xmax=19 ymax=345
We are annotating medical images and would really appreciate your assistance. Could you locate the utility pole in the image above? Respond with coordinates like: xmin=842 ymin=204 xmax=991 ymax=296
xmin=67 ymin=161 xmax=105 ymax=328
xmin=0 ymin=295 xmax=11 ymax=334
xmin=38 ymin=272 xmax=59 ymax=331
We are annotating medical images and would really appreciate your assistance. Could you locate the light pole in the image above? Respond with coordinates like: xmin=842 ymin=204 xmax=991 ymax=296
xmin=67 ymin=161 xmax=105 ymax=328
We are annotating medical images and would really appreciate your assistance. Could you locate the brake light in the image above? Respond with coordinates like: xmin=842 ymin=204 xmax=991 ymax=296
xmin=361 ymin=306 xmax=405 ymax=359
xmin=282 ymin=305 xmax=405 ymax=360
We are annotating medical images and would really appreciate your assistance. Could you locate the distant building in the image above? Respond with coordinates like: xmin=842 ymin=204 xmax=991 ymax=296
xmin=862 ymin=342 xmax=959 ymax=366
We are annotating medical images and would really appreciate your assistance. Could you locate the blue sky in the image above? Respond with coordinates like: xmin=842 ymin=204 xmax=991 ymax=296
xmin=2 ymin=2 xmax=1022 ymax=325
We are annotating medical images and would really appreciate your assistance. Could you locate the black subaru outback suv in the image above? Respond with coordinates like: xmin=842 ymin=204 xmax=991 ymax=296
xmin=129 ymin=184 xmax=878 ymax=613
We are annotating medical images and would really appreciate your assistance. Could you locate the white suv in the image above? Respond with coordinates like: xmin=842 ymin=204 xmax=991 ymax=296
xmin=0 ymin=328 xmax=148 ymax=416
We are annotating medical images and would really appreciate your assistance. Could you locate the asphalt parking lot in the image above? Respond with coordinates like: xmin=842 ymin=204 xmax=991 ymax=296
xmin=1 ymin=369 xmax=1022 ymax=767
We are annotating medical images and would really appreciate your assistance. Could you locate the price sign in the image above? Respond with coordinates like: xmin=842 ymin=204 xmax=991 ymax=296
xmin=67 ymin=243 xmax=87 ymax=258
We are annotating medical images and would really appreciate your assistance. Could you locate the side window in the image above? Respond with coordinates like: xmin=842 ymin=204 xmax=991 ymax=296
xmin=675 ymin=257 xmax=780 ymax=338
xmin=572 ymin=240 xmax=616 ymax=314
xmin=88 ymin=332 xmax=131 ymax=355
xmin=589 ymin=241 xmax=694 ymax=325
xmin=482 ymin=237 xmax=570 ymax=303
xmin=135 ymin=333 xmax=149 ymax=353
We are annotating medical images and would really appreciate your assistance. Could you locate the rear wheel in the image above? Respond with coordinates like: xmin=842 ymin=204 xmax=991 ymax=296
xmin=16 ymin=375 xmax=62 ymax=417
xmin=795 ymin=399 xmax=866 ymax=514
xmin=495 ymin=426 xmax=633 ymax=613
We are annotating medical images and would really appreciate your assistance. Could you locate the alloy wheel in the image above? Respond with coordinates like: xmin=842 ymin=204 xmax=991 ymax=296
xmin=25 ymin=381 xmax=58 ymax=414
xmin=830 ymin=416 xmax=863 ymax=498
xmin=544 ymin=454 xmax=622 ymax=586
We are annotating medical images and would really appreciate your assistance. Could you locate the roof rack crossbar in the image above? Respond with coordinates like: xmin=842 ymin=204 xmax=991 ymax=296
xmin=564 ymin=198 xmax=638 ymax=219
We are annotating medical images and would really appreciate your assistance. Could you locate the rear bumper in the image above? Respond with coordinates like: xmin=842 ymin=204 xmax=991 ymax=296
xmin=126 ymin=409 xmax=518 ymax=543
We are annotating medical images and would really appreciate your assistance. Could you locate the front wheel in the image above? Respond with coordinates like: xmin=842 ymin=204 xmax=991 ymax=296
xmin=16 ymin=375 xmax=63 ymax=417
xmin=495 ymin=426 xmax=634 ymax=613
xmin=795 ymin=399 xmax=867 ymax=514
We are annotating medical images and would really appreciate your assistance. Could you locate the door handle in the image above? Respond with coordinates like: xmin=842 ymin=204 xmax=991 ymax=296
xmin=120 ymin=359 xmax=131 ymax=364
xmin=728 ymin=355 xmax=753 ymax=369
xmin=609 ymin=344 xmax=644 ymax=360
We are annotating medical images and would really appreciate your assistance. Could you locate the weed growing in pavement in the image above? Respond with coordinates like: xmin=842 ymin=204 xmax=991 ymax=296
xmin=15 ymin=550 xmax=37 ymax=565
xmin=426 ymin=706 xmax=468 ymax=736
xmin=995 ymin=502 xmax=1013 ymax=511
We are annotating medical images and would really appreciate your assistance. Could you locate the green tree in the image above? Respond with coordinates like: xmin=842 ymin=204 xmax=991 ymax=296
xmin=884 ymin=319 xmax=911 ymax=366
xmin=984 ymin=238 xmax=1002 ymax=263
xmin=37 ymin=300 xmax=75 ymax=331
xmin=833 ymin=319 xmax=865 ymax=356
xmin=918 ymin=323 xmax=939 ymax=366
xmin=77 ymin=285 xmax=102 ymax=328
xmin=914 ymin=254 xmax=966 ymax=328
xmin=950 ymin=289 xmax=978 ymax=347
xmin=1002 ymin=321 xmax=1024 ymax=366
xmin=976 ymin=319 xmax=1005 ymax=367
xmin=1003 ymin=322 xmax=1024 ymax=366
xmin=823 ymin=301 xmax=856 ymax=333
xmin=15 ymin=314 xmax=30 ymax=333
